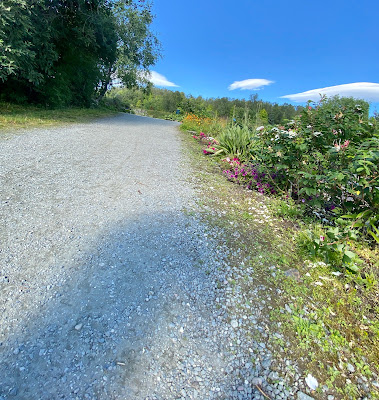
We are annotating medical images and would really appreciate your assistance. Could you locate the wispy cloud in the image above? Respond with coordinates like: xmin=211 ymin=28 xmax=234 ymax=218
xmin=148 ymin=71 xmax=178 ymax=87
xmin=281 ymin=82 xmax=379 ymax=102
xmin=228 ymin=78 xmax=274 ymax=91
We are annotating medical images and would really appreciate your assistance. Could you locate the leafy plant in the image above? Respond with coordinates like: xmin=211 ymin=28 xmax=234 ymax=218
xmin=213 ymin=125 xmax=253 ymax=160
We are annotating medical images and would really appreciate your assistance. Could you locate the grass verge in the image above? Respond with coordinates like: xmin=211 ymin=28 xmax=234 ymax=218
xmin=0 ymin=102 xmax=118 ymax=132
xmin=180 ymin=128 xmax=379 ymax=400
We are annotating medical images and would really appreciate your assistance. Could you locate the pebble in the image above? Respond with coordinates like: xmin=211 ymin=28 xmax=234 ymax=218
xmin=231 ymin=320 xmax=239 ymax=328
xmin=305 ymin=374 xmax=318 ymax=390
xmin=347 ymin=363 xmax=355 ymax=373
xmin=297 ymin=391 xmax=315 ymax=400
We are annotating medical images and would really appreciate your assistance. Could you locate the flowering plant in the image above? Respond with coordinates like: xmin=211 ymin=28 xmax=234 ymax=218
xmin=219 ymin=96 xmax=378 ymax=250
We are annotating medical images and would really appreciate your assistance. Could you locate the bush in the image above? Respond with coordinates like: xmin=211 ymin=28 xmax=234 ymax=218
xmin=212 ymin=96 xmax=378 ymax=267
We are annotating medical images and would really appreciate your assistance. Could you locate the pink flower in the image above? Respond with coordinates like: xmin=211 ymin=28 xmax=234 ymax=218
xmin=320 ymin=236 xmax=325 ymax=242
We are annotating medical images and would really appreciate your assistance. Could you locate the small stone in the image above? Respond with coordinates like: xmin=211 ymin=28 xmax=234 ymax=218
xmin=297 ymin=391 xmax=314 ymax=400
xmin=252 ymin=377 xmax=263 ymax=386
xmin=231 ymin=320 xmax=238 ymax=328
xmin=8 ymin=387 xmax=18 ymax=397
xmin=347 ymin=363 xmax=355 ymax=373
xmin=327 ymin=396 xmax=335 ymax=400
xmin=284 ymin=268 xmax=301 ymax=281
xmin=75 ymin=323 xmax=83 ymax=331
xmin=285 ymin=304 xmax=292 ymax=314
xmin=305 ymin=374 xmax=318 ymax=390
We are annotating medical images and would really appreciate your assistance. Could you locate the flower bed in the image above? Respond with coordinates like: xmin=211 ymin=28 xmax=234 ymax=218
xmin=191 ymin=96 xmax=378 ymax=272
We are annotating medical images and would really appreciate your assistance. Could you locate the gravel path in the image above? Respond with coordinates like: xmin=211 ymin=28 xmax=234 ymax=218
xmin=0 ymin=114 xmax=300 ymax=400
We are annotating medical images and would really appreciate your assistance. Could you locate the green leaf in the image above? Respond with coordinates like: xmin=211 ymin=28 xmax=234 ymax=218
xmin=368 ymin=230 xmax=379 ymax=243
xmin=336 ymin=244 xmax=345 ymax=252
xmin=346 ymin=264 xmax=360 ymax=272
xmin=344 ymin=250 xmax=356 ymax=260
xmin=340 ymin=214 xmax=356 ymax=219
xmin=336 ymin=173 xmax=345 ymax=181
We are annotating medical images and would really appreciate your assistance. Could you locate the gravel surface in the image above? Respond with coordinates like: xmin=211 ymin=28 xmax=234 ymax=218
xmin=0 ymin=114 xmax=304 ymax=399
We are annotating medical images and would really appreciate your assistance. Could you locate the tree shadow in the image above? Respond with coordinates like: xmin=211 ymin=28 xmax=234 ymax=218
xmin=0 ymin=211 xmax=243 ymax=399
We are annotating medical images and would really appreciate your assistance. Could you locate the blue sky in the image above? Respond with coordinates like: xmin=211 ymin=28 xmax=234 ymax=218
xmin=150 ymin=0 xmax=379 ymax=112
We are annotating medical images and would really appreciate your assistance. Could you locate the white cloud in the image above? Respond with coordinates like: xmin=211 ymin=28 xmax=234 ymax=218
xmin=281 ymin=82 xmax=379 ymax=102
xmin=228 ymin=78 xmax=274 ymax=91
xmin=148 ymin=71 xmax=178 ymax=87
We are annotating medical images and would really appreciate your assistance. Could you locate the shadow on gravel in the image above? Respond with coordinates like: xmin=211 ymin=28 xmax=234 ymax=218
xmin=0 ymin=211 xmax=235 ymax=400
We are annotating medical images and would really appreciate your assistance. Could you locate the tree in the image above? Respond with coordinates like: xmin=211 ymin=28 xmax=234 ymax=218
xmin=97 ymin=0 xmax=161 ymax=101
xmin=259 ymin=108 xmax=268 ymax=124
xmin=0 ymin=0 xmax=160 ymax=106
xmin=0 ymin=0 xmax=57 ymax=102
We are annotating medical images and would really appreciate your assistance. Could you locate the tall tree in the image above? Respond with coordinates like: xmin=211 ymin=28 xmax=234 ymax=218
xmin=0 ymin=0 xmax=160 ymax=106
xmin=0 ymin=0 xmax=57 ymax=102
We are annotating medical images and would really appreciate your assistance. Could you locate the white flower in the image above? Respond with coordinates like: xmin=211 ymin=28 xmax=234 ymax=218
xmin=307 ymin=125 xmax=312 ymax=129
xmin=313 ymin=131 xmax=322 ymax=137
xmin=275 ymin=134 xmax=280 ymax=140
xmin=288 ymin=130 xmax=297 ymax=138
xmin=256 ymin=126 xmax=265 ymax=131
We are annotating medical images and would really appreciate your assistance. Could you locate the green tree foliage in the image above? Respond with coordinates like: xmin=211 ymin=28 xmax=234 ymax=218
xmin=0 ymin=0 xmax=160 ymax=107
xmin=0 ymin=0 xmax=57 ymax=102
xmin=259 ymin=108 xmax=268 ymax=124
xmin=108 ymin=86 xmax=304 ymax=124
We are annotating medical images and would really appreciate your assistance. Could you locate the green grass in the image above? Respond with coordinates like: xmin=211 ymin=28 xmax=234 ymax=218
xmin=0 ymin=102 xmax=117 ymax=132
xmin=181 ymin=128 xmax=379 ymax=400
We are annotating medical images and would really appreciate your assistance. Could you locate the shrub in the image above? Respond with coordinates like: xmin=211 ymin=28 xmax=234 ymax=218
xmin=218 ymin=96 xmax=378 ymax=251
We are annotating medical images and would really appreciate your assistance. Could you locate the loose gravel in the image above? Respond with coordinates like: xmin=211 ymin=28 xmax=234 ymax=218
xmin=1 ymin=114 xmax=308 ymax=399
